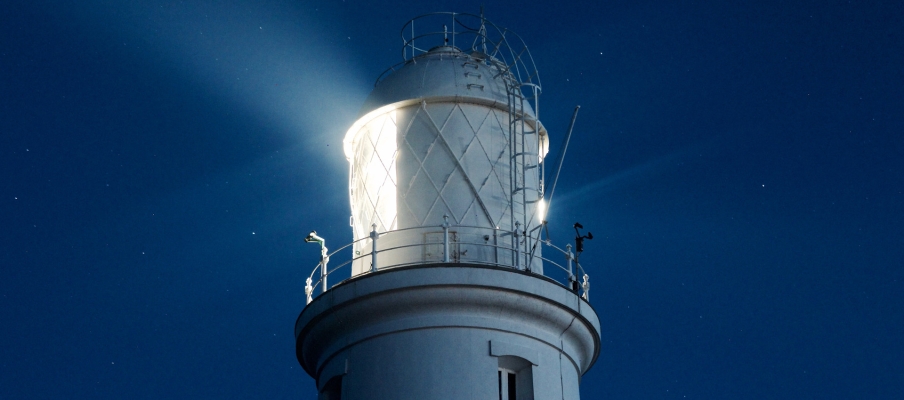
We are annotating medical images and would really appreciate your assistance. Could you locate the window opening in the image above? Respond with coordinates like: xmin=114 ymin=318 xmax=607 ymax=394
xmin=498 ymin=370 xmax=502 ymax=400
xmin=498 ymin=368 xmax=518 ymax=400
xmin=319 ymin=375 xmax=342 ymax=400
xmin=496 ymin=355 xmax=533 ymax=400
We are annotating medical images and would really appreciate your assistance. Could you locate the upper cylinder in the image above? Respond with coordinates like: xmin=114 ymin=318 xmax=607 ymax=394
xmin=343 ymin=16 xmax=548 ymax=275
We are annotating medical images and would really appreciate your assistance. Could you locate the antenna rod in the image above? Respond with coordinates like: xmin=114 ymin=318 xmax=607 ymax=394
xmin=545 ymin=105 xmax=580 ymax=218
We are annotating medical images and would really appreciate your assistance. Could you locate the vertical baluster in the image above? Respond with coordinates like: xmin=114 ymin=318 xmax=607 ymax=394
xmin=320 ymin=245 xmax=329 ymax=293
xmin=442 ymin=215 xmax=450 ymax=263
xmin=370 ymin=224 xmax=378 ymax=273
xmin=514 ymin=221 xmax=521 ymax=270
xmin=566 ymin=244 xmax=576 ymax=291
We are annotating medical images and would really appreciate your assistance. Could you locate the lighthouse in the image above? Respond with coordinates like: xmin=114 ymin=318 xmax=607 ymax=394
xmin=296 ymin=12 xmax=600 ymax=400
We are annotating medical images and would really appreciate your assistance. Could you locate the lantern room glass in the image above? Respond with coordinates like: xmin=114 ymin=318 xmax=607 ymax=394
xmin=349 ymin=110 xmax=398 ymax=241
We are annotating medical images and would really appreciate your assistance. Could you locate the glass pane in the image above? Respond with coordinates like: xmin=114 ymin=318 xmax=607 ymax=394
xmin=350 ymin=111 xmax=398 ymax=238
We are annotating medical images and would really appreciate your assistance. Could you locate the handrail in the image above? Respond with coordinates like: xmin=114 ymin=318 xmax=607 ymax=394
xmin=303 ymin=222 xmax=590 ymax=305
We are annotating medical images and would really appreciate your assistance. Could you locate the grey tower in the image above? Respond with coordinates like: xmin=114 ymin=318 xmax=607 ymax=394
xmin=296 ymin=13 xmax=600 ymax=400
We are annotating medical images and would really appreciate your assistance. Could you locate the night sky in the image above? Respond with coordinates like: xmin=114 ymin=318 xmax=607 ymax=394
xmin=2 ymin=0 xmax=902 ymax=398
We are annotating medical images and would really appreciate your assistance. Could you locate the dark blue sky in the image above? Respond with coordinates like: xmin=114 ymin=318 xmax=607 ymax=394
xmin=2 ymin=0 xmax=902 ymax=398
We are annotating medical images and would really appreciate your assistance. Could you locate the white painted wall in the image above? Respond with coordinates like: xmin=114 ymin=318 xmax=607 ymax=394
xmin=296 ymin=266 xmax=600 ymax=400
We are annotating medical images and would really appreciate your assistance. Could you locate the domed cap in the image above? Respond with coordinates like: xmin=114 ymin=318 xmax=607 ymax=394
xmin=358 ymin=46 xmax=535 ymax=118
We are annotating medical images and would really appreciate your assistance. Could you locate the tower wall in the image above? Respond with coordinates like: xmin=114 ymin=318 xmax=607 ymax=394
xmin=296 ymin=265 xmax=600 ymax=400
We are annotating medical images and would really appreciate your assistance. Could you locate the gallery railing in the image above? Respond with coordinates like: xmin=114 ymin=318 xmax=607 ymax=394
xmin=303 ymin=219 xmax=590 ymax=305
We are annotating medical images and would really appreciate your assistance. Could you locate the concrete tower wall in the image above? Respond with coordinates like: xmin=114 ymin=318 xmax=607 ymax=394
xmin=296 ymin=266 xmax=600 ymax=400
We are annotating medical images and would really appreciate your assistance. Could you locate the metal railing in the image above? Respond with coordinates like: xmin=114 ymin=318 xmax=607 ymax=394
xmin=304 ymin=218 xmax=590 ymax=305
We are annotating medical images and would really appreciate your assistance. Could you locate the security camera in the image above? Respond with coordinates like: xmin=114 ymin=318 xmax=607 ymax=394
xmin=304 ymin=231 xmax=324 ymax=244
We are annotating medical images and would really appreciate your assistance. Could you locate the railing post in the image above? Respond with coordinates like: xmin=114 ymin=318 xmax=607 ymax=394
xmin=451 ymin=13 xmax=456 ymax=49
xmin=493 ymin=228 xmax=499 ymax=266
xmin=514 ymin=221 xmax=521 ymax=270
xmin=320 ymin=245 xmax=329 ymax=293
xmin=442 ymin=215 xmax=450 ymax=263
xmin=370 ymin=224 xmax=378 ymax=273
xmin=566 ymin=244 xmax=576 ymax=291
xmin=582 ymin=274 xmax=590 ymax=301
xmin=305 ymin=277 xmax=313 ymax=305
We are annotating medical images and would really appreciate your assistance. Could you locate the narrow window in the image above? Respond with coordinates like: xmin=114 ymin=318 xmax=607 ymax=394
xmin=498 ymin=370 xmax=503 ymax=400
xmin=319 ymin=375 xmax=342 ymax=400
xmin=507 ymin=370 xmax=517 ymax=399
xmin=496 ymin=356 xmax=533 ymax=400
xmin=498 ymin=368 xmax=522 ymax=400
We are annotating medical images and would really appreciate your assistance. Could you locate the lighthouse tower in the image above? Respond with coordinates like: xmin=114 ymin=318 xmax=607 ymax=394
xmin=296 ymin=13 xmax=600 ymax=400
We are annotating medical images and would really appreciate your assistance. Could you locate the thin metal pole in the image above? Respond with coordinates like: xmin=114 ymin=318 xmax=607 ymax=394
xmin=508 ymin=75 xmax=516 ymax=259
xmin=520 ymin=95 xmax=528 ymax=244
xmin=451 ymin=13 xmax=455 ymax=49
xmin=370 ymin=224 xmax=378 ymax=273
xmin=566 ymin=244 xmax=575 ymax=290
xmin=546 ymin=106 xmax=580 ymax=218
xmin=442 ymin=215 xmax=450 ymax=263
xmin=514 ymin=221 xmax=521 ymax=270
xmin=320 ymin=245 xmax=328 ymax=293
xmin=537 ymin=85 xmax=544 ymax=201
xmin=480 ymin=7 xmax=487 ymax=54
xmin=493 ymin=228 xmax=499 ymax=266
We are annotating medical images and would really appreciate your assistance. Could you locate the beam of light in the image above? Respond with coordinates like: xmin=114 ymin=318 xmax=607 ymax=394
xmin=61 ymin=0 xmax=371 ymax=170
xmin=44 ymin=0 xmax=383 ymax=266
xmin=551 ymin=143 xmax=707 ymax=214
